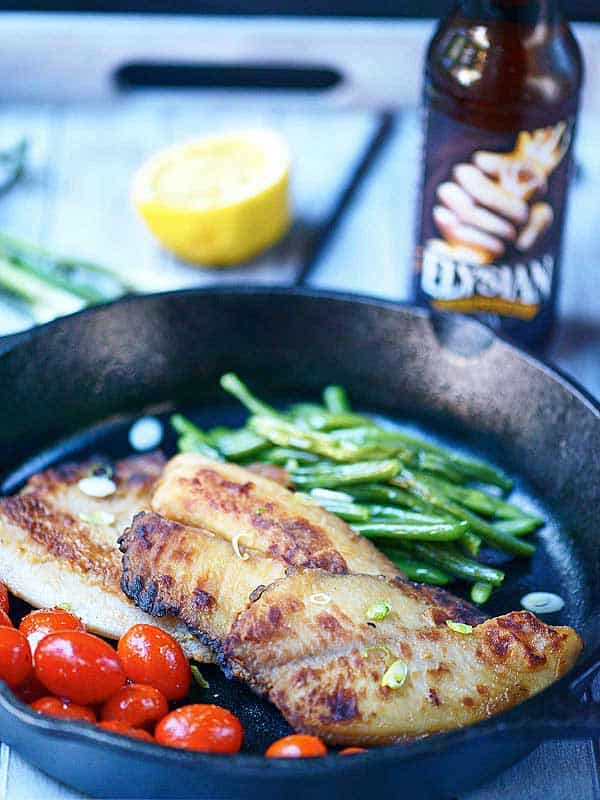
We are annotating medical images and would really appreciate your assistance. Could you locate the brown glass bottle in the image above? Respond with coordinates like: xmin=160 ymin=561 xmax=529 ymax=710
xmin=414 ymin=0 xmax=583 ymax=350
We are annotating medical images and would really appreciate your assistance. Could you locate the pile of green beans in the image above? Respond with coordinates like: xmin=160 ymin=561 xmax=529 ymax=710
xmin=172 ymin=374 xmax=544 ymax=605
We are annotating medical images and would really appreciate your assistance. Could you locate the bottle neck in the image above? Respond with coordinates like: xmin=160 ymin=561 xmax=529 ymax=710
xmin=457 ymin=0 xmax=563 ymax=24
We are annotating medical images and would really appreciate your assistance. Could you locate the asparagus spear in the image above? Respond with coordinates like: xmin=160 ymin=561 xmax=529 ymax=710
xmin=0 ymin=255 xmax=84 ymax=319
xmin=0 ymin=139 xmax=27 ymax=195
xmin=0 ymin=232 xmax=131 ymax=304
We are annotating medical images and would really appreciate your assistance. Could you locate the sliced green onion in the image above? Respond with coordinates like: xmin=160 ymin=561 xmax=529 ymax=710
xmin=446 ymin=621 xmax=473 ymax=634
xmin=365 ymin=601 xmax=391 ymax=622
xmin=381 ymin=659 xmax=408 ymax=689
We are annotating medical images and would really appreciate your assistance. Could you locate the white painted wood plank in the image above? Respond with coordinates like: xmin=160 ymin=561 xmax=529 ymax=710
xmin=0 ymin=99 xmax=376 ymax=334
xmin=465 ymin=740 xmax=600 ymax=800
xmin=6 ymin=750 xmax=81 ymax=800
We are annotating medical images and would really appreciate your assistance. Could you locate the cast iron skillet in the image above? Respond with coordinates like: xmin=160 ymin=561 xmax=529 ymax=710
xmin=0 ymin=288 xmax=599 ymax=800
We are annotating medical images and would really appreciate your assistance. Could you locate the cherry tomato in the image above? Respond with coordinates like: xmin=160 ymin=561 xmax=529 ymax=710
xmin=155 ymin=704 xmax=243 ymax=754
xmin=35 ymin=631 xmax=125 ymax=705
xmin=98 ymin=720 xmax=154 ymax=742
xmin=0 ymin=583 xmax=9 ymax=614
xmin=15 ymin=674 xmax=47 ymax=704
xmin=0 ymin=627 xmax=32 ymax=688
xmin=339 ymin=747 xmax=367 ymax=755
xmin=0 ymin=610 xmax=13 ymax=628
xmin=117 ymin=625 xmax=191 ymax=702
xmin=20 ymin=608 xmax=85 ymax=654
xmin=31 ymin=696 xmax=96 ymax=723
xmin=265 ymin=735 xmax=327 ymax=758
xmin=100 ymin=683 xmax=168 ymax=730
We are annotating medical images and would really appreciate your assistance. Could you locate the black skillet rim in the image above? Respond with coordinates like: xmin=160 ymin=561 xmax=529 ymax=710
xmin=0 ymin=285 xmax=598 ymax=774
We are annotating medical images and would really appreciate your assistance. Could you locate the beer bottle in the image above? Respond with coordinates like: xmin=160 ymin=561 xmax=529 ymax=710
xmin=414 ymin=0 xmax=583 ymax=349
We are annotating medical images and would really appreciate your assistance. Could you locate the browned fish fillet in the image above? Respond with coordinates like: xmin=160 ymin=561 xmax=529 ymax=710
xmin=120 ymin=511 xmax=582 ymax=744
xmin=0 ymin=453 xmax=211 ymax=662
xmin=120 ymin=512 xmax=286 ymax=654
xmin=152 ymin=453 xmax=398 ymax=576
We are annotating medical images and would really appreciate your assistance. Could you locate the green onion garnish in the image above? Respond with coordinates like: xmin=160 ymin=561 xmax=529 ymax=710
xmin=365 ymin=601 xmax=391 ymax=622
xmin=381 ymin=659 xmax=408 ymax=689
xmin=446 ymin=621 xmax=473 ymax=634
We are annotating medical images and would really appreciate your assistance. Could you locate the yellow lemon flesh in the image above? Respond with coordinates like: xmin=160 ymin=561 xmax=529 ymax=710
xmin=131 ymin=129 xmax=291 ymax=267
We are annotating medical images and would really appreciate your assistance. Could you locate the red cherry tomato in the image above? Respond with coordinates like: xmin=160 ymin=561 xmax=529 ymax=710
xmin=0 ymin=583 xmax=9 ymax=614
xmin=100 ymin=683 xmax=168 ymax=730
xmin=0 ymin=610 xmax=13 ymax=628
xmin=117 ymin=625 xmax=191 ymax=702
xmin=98 ymin=720 xmax=154 ymax=742
xmin=265 ymin=735 xmax=327 ymax=758
xmin=155 ymin=704 xmax=243 ymax=754
xmin=15 ymin=674 xmax=47 ymax=704
xmin=34 ymin=631 xmax=125 ymax=705
xmin=31 ymin=696 xmax=96 ymax=723
xmin=20 ymin=608 xmax=85 ymax=654
xmin=0 ymin=627 xmax=32 ymax=688
xmin=339 ymin=747 xmax=367 ymax=755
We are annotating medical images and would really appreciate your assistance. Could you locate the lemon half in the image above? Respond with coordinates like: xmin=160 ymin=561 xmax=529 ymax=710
xmin=131 ymin=129 xmax=291 ymax=267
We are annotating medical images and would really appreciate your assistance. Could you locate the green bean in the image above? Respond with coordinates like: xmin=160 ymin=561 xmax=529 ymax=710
xmin=323 ymin=385 xmax=351 ymax=414
xmin=365 ymin=505 xmax=449 ymax=525
xmin=415 ymin=472 xmax=498 ymax=515
xmin=309 ymin=488 xmax=355 ymax=503
xmin=345 ymin=484 xmax=443 ymax=516
xmin=372 ymin=428 xmax=512 ymax=490
xmin=220 ymin=374 xmax=281 ymax=418
xmin=208 ymin=427 xmax=267 ymax=460
xmin=354 ymin=519 xmax=469 ymax=542
xmin=305 ymin=412 xmax=368 ymax=431
xmin=379 ymin=548 xmax=452 ymax=586
xmin=392 ymin=471 xmax=535 ymax=557
xmin=493 ymin=517 xmax=541 ymax=536
xmin=471 ymin=581 xmax=493 ymax=604
xmin=406 ymin=542 xmax=505 ymax=586
xmin=460 ymin=531 xmax=483 ymax=558
xmin=171 ymin=414 xmax=222 ymax=461
xmin=251 ymin=415 xmax=388 ymax=462
xmin=290 ymin=459 xmax=400 ymax=489
xmin=416 ymin=472 xmax=541 ymax=523
xmin=318 ymin=502 xmax=371 ymax=522
xmin=261 ymin=447 xmax=321 ymax=465
xmin=289 ymin=404 xmax=368 ymax=431
xmin=416 ymin=452 xmax=466 ymax=484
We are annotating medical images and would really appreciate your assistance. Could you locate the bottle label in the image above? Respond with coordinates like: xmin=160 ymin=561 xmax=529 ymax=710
xmin=416 ymin=111 xmax=575 ymax=320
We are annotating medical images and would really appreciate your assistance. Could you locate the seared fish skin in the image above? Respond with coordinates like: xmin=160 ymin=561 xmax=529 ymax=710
xmin=152 ymin=453 xmax=398 ymax=576
xmin=120 ymin=510 xmax=582 ymax=744
xmin=0 ymin=453 xmax=211 ymax=661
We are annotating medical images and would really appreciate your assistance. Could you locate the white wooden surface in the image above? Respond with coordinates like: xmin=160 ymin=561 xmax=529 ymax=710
xmin=0 ymin=97 xmax=598 ymax=799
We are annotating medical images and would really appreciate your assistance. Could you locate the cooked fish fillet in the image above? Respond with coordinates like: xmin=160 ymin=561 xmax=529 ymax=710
xmin=0 ymin=453 xmax=211 ymax=662
xmin=120 ymin=512 xmax=286 ymax=653
xmin=152 ymin=453 xmax=397 ymax=576
xmin=225 ymin=571 xmax=581 ymax=744
xmin=121 ymin=511 xmax=582 ymax=744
